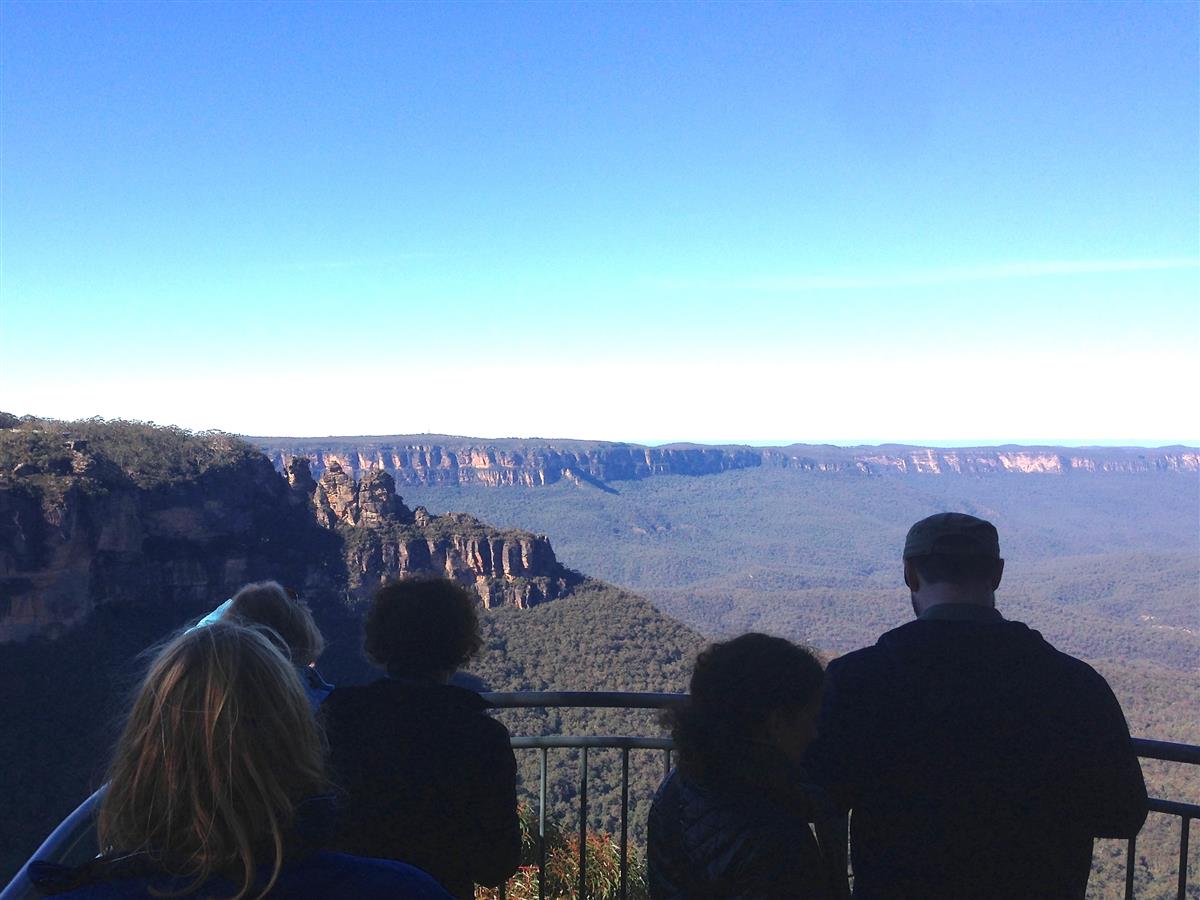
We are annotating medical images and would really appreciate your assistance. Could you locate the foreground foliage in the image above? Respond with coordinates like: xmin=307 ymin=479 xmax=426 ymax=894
xmin=476 ymin=804 xmax=649 ymax=900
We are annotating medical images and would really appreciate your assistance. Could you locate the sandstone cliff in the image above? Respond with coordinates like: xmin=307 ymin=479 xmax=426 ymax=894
xmin=296 ymin=457 xmax=579 ymax=608
xmin=0 ymin=422 xmax=576 ymax=642
xmin=259 ymin=437 xmax=1200 ymax=487
xmin=0 ymin=436 xmax=344 ymax=643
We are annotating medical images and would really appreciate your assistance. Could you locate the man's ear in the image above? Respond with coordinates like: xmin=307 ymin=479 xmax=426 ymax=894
xmin=992 ymin=558 xmax=1005 ymax=591
xmin=903 ymin=559 xmax=918 ymax=591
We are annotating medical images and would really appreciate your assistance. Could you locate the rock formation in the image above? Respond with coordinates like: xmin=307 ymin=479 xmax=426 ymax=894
xmin=296 ymin=461 xmax=576 ymax=608
xmin=0 ymin=425 xmax=576 ymax=643
xmin=0 ymin=438 xmax=340 ymax=643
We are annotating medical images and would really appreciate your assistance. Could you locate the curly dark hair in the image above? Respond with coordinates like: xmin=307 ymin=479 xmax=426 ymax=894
xmin=363 ymin=577 xmax=484 ymax=677
xmin=670 ymin=633 xmax=824 ymax=780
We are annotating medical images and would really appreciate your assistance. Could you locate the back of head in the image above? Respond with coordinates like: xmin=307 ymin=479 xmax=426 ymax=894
xmin=228 ymin=580 xmax=325 ymax=666
xmin=903 ymin=512 xmax=1003 ymax=587
xmin=99 ymin=622 xmax=326 ymax=898
xmin=672 ymin=632 xmax=824 ymax=779
xmin=363 ymin=577 xmax=483 ymax=678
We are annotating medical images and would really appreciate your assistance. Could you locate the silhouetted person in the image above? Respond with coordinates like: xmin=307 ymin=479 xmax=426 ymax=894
xmin=805 ymin=513 xmax=1148 ymax=899
xmin=226 ymin=581 xmax=334 ymax=707
xmin=322 ymin=577 xmax=521 ymax=899
xmin=190 ymin=580 xmax=334 ymax=707
xmin=647 ymin=633 xmax=844 ymax=899
xmin=29 ymin=622 xmax=451 ymax=898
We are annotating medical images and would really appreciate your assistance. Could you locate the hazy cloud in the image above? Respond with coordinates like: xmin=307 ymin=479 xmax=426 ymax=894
xmin=654 ymin=258 xmax=1200 ymax=292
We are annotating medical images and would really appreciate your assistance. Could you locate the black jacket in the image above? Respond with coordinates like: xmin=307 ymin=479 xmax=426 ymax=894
xmin=647 ymin=744 xmax=843 ymax=899
xmin=322 ymin=678 xmax=521 ymax=899
xmin=804 ymin=613 xmax=1148 ymax=900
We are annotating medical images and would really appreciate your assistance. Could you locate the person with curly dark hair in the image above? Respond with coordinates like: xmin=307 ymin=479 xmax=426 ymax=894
xmin=321 ymin=577 xmax=520 ymax=899
xmin=647 ymin=633 xmax=843 ymax=899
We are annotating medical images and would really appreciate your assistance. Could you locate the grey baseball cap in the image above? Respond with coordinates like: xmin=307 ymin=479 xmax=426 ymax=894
xmin=903 ymin=512 xmax=1000 ymax=559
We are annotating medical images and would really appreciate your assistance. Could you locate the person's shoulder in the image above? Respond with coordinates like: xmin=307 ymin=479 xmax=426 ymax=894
xmin=437 ymin=681 xmax=493 ymax=709
xmin=825 ymin=622 xmax=916 ymax=674
xmin=283 ymin=851 xmax=453 ymax=898
xmin=1026 ymin=632 xmax=1115 ymax=686
xmin=321 ymin=679 xmax=386 ymax=716
xmin=324 ymin=678 xmax=384 ymax=702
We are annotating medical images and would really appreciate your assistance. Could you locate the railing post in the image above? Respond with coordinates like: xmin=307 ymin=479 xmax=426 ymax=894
xmin=620 ymin=747 xmax=630 ymax=900
xmin=539 ymin=747 xmax=548 ymax=900
xmin=578 ymin=745 xmax=589 ymax=899
xmin=1125 ymin=833 xmax=1137 ymax=900
xmin=1178 ymin=816 xmax=1191 ymax=900
xmin=663 ymin=747 xmax=671 ymax=779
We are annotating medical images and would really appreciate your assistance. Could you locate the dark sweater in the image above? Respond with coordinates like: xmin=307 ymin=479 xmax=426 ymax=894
xmin=647 ymin=744 xmax=842 ymax=899
xmin=804 ymin=612 xmax=1148 ymax=900
xmin=322 ymin=677 xmax=521 ymax=899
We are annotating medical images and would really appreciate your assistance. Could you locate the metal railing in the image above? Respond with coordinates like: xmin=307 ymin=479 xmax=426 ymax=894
xmin=3 ymin=692 xmax=1197 ymax=900
xmin=482 ymin=691 xmax=686 ymax=900
xmin=483 ymin=692 xmax=1200 ymax=900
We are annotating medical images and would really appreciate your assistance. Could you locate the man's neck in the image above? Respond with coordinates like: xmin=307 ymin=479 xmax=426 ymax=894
xmin=914 ymin=581 xmax=995 ymax=609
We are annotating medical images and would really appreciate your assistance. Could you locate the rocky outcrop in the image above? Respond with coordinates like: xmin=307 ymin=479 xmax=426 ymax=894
xmin=295 ymin=464 xmax=576 ymax=608
xmin=309 ymin=462 xmax=414 ymax=529
xmin=1 ymin=431 xmax=576 ymax=642
xmin=0 ymin=441 xmax=345 ymax=643
xmin=259 ymin=439 xmax=1200 ymax=487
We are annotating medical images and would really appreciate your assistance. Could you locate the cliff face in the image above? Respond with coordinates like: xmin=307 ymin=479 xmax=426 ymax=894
xmin=259 ymin=439 xmax=1200 ymax=487
xmin=0 ymin=444 xmax=341 ymax=643
xmin=0 ymin=432 xmax=574 ymax=643
xmin=298 ymin=458 xmax=577 ymax=608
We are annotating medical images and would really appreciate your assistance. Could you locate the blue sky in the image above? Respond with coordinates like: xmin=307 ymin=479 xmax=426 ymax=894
xmin=1 ymin=1 xmax=1196 ymax=444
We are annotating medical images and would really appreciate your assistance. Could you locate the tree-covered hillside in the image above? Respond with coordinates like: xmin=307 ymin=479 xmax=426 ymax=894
xmin=466 ymin=581 xmax=703 ymax=850
xmin=398 ymin=468 xmax=1198 ymax=665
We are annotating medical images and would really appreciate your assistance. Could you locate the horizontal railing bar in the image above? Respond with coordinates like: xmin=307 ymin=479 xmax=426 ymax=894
xmin=483 ymin=691 xmax=687 ymax=709
xmin=485 ymin=694 xmax=1200 ymax=764
xmin=1149 ymin=798 xmax=1200 ymax=819
xmin=1132 ymin=738 xmax=1200 ymax=766
xmin=511 ymin=735 xmax=674 ymax=751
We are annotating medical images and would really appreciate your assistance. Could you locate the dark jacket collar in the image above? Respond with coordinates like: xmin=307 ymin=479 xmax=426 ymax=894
xmin=919 ymin=603 xmax=1004 ymax=622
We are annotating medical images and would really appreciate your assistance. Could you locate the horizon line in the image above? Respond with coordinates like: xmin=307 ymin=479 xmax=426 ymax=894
xmin=247 ymin=433 xmax=1199 ymax=450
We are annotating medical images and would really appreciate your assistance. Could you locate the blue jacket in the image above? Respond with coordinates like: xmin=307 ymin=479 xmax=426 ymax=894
xmin=29 ymin=850 xmax=453 ymax=899
xmin=804 ymin=612 xmax=1148 ymax=900
xmin=301 ymin=665 xmax=334 ymax=708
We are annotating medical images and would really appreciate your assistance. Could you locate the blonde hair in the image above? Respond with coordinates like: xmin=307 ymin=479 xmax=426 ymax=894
xmin=98 ymin=622 xmax=327 ymax=898
xmin=227 ymin=581 xmax=325 ymax=666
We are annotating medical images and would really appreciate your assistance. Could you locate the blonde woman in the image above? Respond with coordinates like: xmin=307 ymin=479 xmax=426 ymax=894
xmin=29 ymin=622 xmax=451 ymax=899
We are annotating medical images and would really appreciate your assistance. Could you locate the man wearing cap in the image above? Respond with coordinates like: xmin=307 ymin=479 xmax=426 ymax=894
xmin=804 ymin=512 xmax=1147 ymax=899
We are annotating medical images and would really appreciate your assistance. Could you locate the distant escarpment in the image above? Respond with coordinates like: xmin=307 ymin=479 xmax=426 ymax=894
xmin=0 ymin=418 xmax=576 ymax=642
xmin=258 ymin=436 xmax=1200 ymax=487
